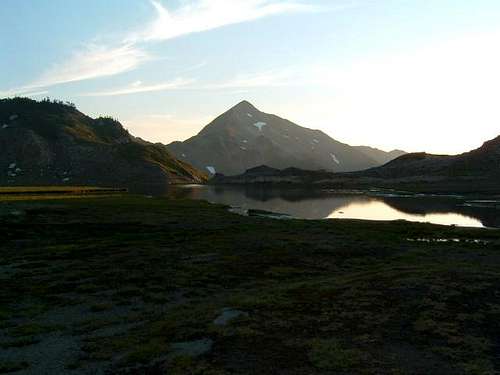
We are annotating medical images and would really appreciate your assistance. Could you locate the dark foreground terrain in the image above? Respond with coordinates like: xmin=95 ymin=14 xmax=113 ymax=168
xmin=1 ymin=195 xmax=500 ymax=374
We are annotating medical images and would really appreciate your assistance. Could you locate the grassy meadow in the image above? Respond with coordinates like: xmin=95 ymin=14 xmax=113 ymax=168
xmin=1 ymin=193 xmax=499 ymax=374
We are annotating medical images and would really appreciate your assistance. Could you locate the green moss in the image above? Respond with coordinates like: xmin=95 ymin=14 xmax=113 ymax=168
xmin=115 ymin=287 xmax=143 ymax=298
xmin=308 ymin=339 xmax=363 ymax=370
xmin=9 ymin=323 xmax=60 ymax=337
xmin=460 ymin=359 xmax=496 ymax=375
xmin=121 ymin=339 xmax=167 ymax=365
xmin=1 ymin=336 xmax=40 ymax=348
xmin=413 ymin=317 xmax=439 ymax=333
xmin=64 ymin=359 xmax=84 ymax=370
xmin=89 ymin=302 xmax=114 ymax=313
xmin=0 ymin=308 xmax=12 ymax=323
xmin=265 ymin=266 xmax=305 ymax=279
xmin=164 ymin=356 xmax=227 ymax=375
xmin=0 ymin=361 xmax=29 ymax=373
xmin=75 ymin=283 xmax=101 ymax=294
xmin=73 ymin=318 xmax=118 ymax=335
xmin=143 ymin=292 xmax=169 ymax=304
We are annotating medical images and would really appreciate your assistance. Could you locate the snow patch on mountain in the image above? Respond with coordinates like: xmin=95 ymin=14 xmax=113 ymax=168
xmin=330 ymin=154 xmax=341 ymax=164
xmin=253 ymin=122 xmax=267 ymax=131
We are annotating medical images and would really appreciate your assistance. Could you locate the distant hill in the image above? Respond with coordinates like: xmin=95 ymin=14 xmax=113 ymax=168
xmin=167 ymin=101 xmax=402 ymax=176
xmin=212 ymin=136 xmax=500 ymax=193
xmin=0 ymin=98 xmax=207 ymax=188
xmin=360 ymin=136 xmax=500 ymax=179
xmin=354 ymin=146 xmax=406 ymax=165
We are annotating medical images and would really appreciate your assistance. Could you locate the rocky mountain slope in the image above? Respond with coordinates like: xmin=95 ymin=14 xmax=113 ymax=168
xmin=167 ymin=101 xmax=402 ymax=176
xmin=0 ymin=98 xmax=206 ymax=188
xmin=354 ymin=146 xmax=406 ymax=165
xmin=212 ymin=135 xmax=500 ymax=193
xmin=360 ymin=135 xmax=500 ymax=179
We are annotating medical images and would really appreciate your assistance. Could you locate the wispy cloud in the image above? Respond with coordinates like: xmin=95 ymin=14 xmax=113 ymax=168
xmin=132 ymin=0 xmax=321 ymax=42
xmin=0 ymin=43 xmax=149 ymax=98
xmin=81 ymin=78 xmax=195 ymax=97
xmin=33 ymin=44 xmax=149 ymax=87
xmin=81 ymin=66 xmax=302 ymax=97
xmin=1 ymin=0 xmax=324 ymax=97
xmin=202 ymin=69 xmax=299 ymax=89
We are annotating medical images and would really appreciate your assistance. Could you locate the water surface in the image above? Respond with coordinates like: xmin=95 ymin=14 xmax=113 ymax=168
xmin=166 ymin=185 xmax=500 ymax=228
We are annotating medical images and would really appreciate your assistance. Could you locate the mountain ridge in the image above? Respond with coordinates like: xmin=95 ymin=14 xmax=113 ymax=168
xmin=167 ymin=101 xmax=404 ymax=176
xmin=359 ymin=135 xmax=500 ymax=179
xmin=211 ymin=134 xmax=500 ymax=194
xmin=0 ymin=97 xmax=207 ymax=188
xmin=354 ymin=145 xmax=407 ymax=165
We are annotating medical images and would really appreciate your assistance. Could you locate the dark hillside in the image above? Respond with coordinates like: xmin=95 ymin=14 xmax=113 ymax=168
xmin=0 ymin=98 xmax=206 ymax=188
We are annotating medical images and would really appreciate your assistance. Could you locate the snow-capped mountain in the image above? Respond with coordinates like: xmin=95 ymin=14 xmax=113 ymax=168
xmin=167 ymin=101 xmax=396 ymax=176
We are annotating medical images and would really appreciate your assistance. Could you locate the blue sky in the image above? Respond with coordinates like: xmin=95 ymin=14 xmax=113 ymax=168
xmin=1 ymin=0 xmax=500 ymax=153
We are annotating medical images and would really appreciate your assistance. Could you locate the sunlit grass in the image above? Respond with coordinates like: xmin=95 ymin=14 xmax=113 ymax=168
xmin=0 ymin=186 xmax=127 ymax=201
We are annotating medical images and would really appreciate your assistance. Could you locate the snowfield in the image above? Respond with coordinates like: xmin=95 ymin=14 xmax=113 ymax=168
xmin=253 ymin=122 xmax=267 ymax=131
xmin=330 ymin=153 xmax=341 ymax=164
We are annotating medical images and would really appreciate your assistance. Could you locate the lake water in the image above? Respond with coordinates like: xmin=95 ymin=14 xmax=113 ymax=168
xmin=165 ymin=185 xmax=500 ymax=228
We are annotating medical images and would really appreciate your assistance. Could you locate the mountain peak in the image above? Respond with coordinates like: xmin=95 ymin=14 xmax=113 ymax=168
xmin=231 ymin=100 xmax=258 ymax=113
xmin=167 ymin=102 xmax=385 ymax=175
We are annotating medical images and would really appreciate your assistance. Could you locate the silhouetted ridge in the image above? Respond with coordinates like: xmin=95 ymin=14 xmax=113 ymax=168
xmin=0 ymin=97 xmax=207 ymax=187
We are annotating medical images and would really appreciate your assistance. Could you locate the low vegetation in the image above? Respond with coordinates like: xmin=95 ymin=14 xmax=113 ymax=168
xmin=1 ymin=194 xmax=499 ymax=374
xmin=0 ymin=186 xmax=124 ymax=194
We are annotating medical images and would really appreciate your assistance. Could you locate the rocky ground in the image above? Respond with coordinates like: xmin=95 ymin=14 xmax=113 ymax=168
xmin=1 ymin=195 xmax=500 ymax=374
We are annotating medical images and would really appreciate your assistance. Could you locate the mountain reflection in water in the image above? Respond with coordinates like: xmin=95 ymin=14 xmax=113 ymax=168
xmin=164 ymin=185 xmax=500 ymax=228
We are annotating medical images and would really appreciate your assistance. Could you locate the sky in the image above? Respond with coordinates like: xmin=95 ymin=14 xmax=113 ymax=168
xmin=1 ymin=0 xmax=500 ymax=154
